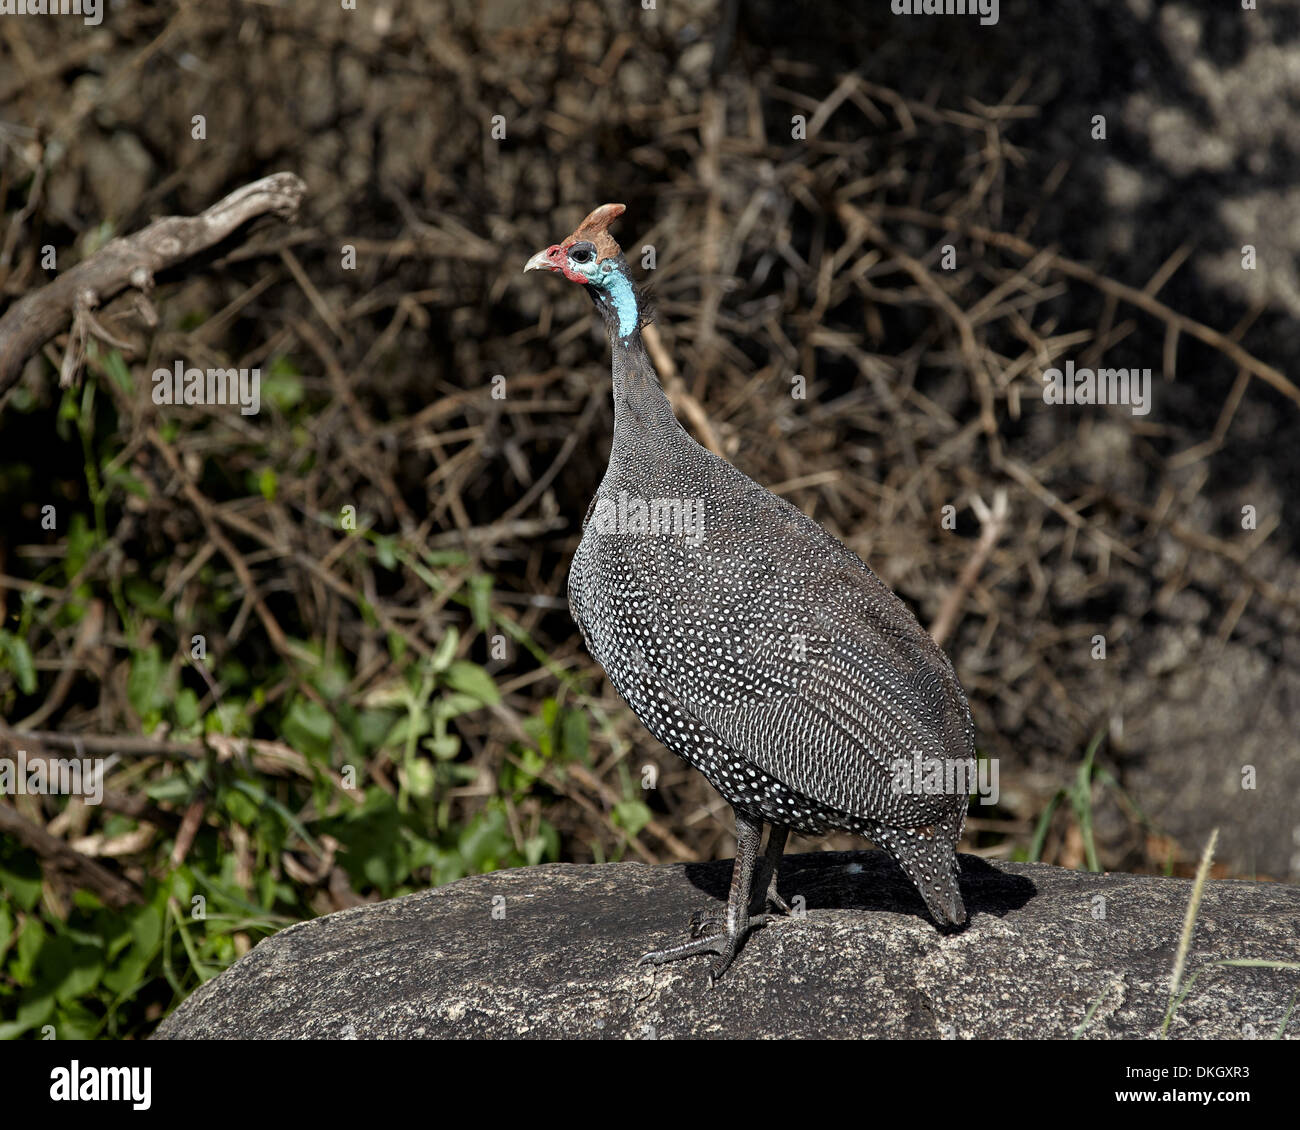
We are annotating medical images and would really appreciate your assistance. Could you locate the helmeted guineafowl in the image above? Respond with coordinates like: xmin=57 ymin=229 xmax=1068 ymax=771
xmin=525 ymin=204 xmax=977 ymax=980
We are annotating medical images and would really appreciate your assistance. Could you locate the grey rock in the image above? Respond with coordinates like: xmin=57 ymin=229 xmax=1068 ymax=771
xmin=154 ymin=852 xmax=1300 ymax=1039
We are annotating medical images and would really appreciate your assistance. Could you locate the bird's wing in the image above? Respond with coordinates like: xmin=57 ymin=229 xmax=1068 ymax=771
xmin=590 ymin=458 xmax=972 ymax=824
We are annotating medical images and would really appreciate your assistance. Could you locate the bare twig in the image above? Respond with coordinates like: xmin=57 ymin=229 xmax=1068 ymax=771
xmin=0 ymin=803 xmax=141 ymax=909
xmin=0 ymin=172 xmax=307 ymax=398
xmin=930 ymin=489 xmax=1008 ymax=647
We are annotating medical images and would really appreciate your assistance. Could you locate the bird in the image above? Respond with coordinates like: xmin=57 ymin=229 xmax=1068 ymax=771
xmin=524 ymin=203 xmax=976 ymax=981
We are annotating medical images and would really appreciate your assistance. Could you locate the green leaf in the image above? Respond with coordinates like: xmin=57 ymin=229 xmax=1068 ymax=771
xmin=523 ymin=835 xmax=548 ymax=866
xmin=561 ymin=709 xmax=589 ymax=762
xmin=282 ymin=698 xmax=334 ymax=761
xmin=52 ymin=1000 xmax=100 ymax=1040
xmin=443 ymin=660 xmax=500 ymax=707
xmin=386 ymin=630 xmax=406 ymax=664
xmin=13 ymin=917 xmax=47 ymax=985
xmin=173 ymin=687 xmax=200 ymax=730
xmin=168 ymin=867 xmax=195 ymax=907
xmin=220 ymin=787 xmax=259 ymax=827
xmin=524 ymin=821 xmax=560 ymax=866
xmin=102 ymin=947 xmax=150 ymax=995
xmin=124 ymin=579 xmax=169 ymax=621
xmin=421 ymin=733 xmax=460 ymax=760
xmin=430 ymin=628 xmax=459 ymax=674
xmin=127 ymin=645 xmax=171 ymax=718
xmin=144 ymin=774 xmax=192 ymax=804
xmin=263 ymin=357 xmax=304 ymax=412
xmin=0 ymin=849 xmax=43 ymax=911
xmin=612 ymin=800 xmax=652 ymax=838
xmin=457 ymin=807 xmax=511 ymax=873
xmin=231 ymin=781 xmax=322 ymax=856
xmin=100 ymin=349 xmax=134 ymax=395
xmin=107 ymin=467 xmax=150 ymax=500
xmin=39 ymin=933 xmax=104 ymax=1004
xmin=0 ymin=993 xmax=54 ymax=1040
xmin=0 ymin=630 xmax=37 ymax=694
xmin=435 ymin=691 xmax=485 ymax=719
xmin=207 ymin=698 xmax=252 ymax=737
xmin=0 ymin=903 xmax=14 ymax=963
xmin=384 ymin=709 xmax=429 ymax=749
xmin=258 ymin=468 xmax=278 ymax=501
xmin=467 ymin=574 xmax=493 ymax=631
xmin=405 ymin=759 xmax=436 ymax=799
xmin=354 ymin=707 xmax=397 ymax=751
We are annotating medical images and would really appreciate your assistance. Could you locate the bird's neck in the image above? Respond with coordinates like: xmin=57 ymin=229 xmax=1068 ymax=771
xmin=608 ymin=333 xmax=682 ymax=447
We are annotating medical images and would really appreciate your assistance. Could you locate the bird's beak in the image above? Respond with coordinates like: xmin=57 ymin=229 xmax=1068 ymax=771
xmin=523 ymin=247 xmax=559 ymax=274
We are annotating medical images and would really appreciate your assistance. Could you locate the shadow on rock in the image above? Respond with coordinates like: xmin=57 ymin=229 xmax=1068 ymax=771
xmin=682 ymin=849 xmax=1036 ymax=924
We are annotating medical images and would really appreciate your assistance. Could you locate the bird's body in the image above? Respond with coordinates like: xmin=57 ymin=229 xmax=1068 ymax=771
xmin=527 ymin=204 xmax=976 ymax=979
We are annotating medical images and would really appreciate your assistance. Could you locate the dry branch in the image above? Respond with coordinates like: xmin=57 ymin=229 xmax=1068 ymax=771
xmin=0 ymin=171 xmax=307 ymax=399
xmin=0 ymin=803 xmax=141 ymax=909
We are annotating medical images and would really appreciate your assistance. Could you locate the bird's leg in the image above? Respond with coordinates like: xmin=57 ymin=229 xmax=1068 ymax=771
xmin=638 ymin=809 xmax=769 ymax=982
xmin=759 ymin=824 xmax=791 ymax=914
xmin=693 ymin=821 xmax=790 ymax=926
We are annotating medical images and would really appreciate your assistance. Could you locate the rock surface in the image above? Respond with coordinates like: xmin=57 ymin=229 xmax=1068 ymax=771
xmin=154 ymin=852 xmax=1300 ymax=1039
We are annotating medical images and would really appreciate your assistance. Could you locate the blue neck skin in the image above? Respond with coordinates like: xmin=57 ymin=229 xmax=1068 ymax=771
xmin=597 ymin=265 xmax=639 ymax=340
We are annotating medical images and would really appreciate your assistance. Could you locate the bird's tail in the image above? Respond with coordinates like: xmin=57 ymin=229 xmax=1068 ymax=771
xmin=867 ymin=802 xmax=968 ymax=926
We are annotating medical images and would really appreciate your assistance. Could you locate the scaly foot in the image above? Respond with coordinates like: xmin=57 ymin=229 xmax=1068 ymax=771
xmin=764 ymin=877 xmax=791 ymax=914
xmin=638 ymin=911 xmax=771 ymax=983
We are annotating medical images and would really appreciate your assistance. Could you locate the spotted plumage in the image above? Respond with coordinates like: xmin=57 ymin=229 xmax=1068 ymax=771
xmin=525 ymin=205 xmax=975 ymax=979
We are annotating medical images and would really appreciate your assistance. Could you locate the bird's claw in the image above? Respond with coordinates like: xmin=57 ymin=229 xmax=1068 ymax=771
xmin=765 ymin=886 xmax=792 ymax=915
xmin=638 ymin=910 xmax=771 ymax=982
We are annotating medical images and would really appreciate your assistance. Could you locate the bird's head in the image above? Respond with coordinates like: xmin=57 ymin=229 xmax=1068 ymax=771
xmin=523 ymin=203 xmax=646 ymax=339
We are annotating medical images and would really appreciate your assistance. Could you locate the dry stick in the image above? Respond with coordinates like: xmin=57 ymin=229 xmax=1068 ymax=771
xmin=835 ymin=201 xmax=999 ymax=442
xmin=0 ymin=803 xmax=141 ymax=909
xmin=876 ymin=204 xmax=1300 ymax=410
xmin=642 ymin=323 xmax=726 ymax=457
xmin=565 ymin=761 xmax=695 ymax=863
xmin=496 ymin=388 xmax=603 ymax=526
xmin=290 ymin=315 xmax=415 ymax=529
xmin=1106 ymin=494 xmax=1298 ymax=612
xmin=170 ymin=798 xmax=208 ymax=869
xmin=1164 ymin=828 xmax=1219 ymax=1036
xmin=691 ymin=91 xmax=726 ymax=390
xmin=0 ymin=726 xmax=360 ymax=797
xmin=835 ymin=202 xmax=1150 ymax=567
xmin=1003 ymin=456 xmax=1141 ymax=566
xmin=0 ymin=726 xmax=202 ymax=759
xmin=291 ymin=552 xmax=433 ymax=659
xmin=1167 ymin=367 xmax=1251 ymax=470
xmin=0 ymin=172 xmax=308 ymax=400
xmin=929 ymin=489 xmax=1009 ymax=648
xmin=147 ymin=427 xmax=307 ymax=666
xmin=0 ymin=142 xmax=47 ymax=274
xmin=280 ymin=247 xmax=350 ymax=346
xmin=14 ymin=598 xmax=104 ymax=730
xmin=1166 ymin=306 xmax=1262 ymax=469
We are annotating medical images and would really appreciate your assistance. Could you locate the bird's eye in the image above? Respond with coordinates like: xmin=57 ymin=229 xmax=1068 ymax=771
xmin=569 ymin=244 xmax=594 ymax=264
